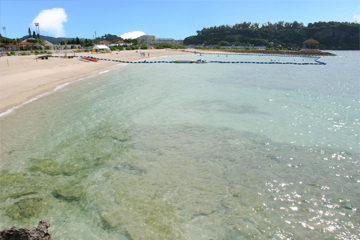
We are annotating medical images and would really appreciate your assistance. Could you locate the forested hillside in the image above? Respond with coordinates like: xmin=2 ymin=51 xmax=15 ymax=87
xmin=184 ymin=21 xmax=359 ymax=50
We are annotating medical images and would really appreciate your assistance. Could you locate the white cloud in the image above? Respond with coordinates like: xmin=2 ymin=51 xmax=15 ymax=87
xmin=121 ymin=31 xmax=145 ymax=39
xmin=353 ymin=5 xmax=360 ymax=23
xmin=353 ymin=14 xmax=360 ymax=23
xmin=32 ymin=8 xmax=67 ymax=37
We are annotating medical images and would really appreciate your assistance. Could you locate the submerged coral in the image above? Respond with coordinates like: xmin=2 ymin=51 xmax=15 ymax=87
xmin=6 ymin=197 xmax=52 ymax=220
xmin=52 ymin=183 xmax=85 ymax=201
xmin=28 ymin=158 xmax=62 ymax=176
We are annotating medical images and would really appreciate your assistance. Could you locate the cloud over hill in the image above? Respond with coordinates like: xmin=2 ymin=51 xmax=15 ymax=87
xmin=32 ymin=8 xmax=67 ymax=37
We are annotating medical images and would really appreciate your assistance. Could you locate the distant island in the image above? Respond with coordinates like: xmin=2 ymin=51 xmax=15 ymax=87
xmin=184 ymin=21 xmax=360 ymax=50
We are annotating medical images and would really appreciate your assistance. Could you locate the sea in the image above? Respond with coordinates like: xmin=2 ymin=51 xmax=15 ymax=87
xmin=0 ymin=51 xmax=359 ymax=240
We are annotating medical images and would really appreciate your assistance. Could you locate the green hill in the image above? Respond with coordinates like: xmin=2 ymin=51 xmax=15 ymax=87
xmin=183 ymin=21 xmax=360 ymax=50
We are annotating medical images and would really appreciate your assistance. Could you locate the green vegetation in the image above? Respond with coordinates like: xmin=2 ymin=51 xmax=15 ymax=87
xmin=0 ymin=37 xmax=13 ymax=45
xmin=84 ymin=38 xmax=94 ymax=47
xmin=95 ymin=33 xmax=122 ymax=43
xmin=155 ymin=42 xmax=187 ymax=49
xmin=23 ymin=38 xmax=45 ymax=48
xmin=184 ymin=21 xmax=360 ymax=50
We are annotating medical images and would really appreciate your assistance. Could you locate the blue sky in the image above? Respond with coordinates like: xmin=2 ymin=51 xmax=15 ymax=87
xmin=1 ymin=0 xmax=359 ymax=40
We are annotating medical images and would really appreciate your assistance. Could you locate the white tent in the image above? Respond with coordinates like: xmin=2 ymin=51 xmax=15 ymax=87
xmin=93 ymin=45 xmax=110 ymax=51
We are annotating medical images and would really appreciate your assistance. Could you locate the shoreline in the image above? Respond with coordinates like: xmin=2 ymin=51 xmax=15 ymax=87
xmin=187 ymin=49 xmax=336 ymax=56
xmin=0 ymin=49 xmax=193 ymax=116
xmin=0 ymin=48 xmax=333 ymax=117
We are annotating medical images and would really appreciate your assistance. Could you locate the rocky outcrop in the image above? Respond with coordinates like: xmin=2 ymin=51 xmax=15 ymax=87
xmin=0 ymin=220 xmax=52 ymax=240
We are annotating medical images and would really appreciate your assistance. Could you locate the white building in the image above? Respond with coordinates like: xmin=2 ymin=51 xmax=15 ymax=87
xmin=137 ymin=35 xmax=155 ymax=45
xmin=110 ymin=40 xmax=129 ymax=47
xmin=154 ymin=38 xmax=175 ymax=44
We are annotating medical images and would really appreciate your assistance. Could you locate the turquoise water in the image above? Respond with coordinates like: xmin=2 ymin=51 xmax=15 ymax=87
xmin=0 ymin=51 xmax=359 ymax=239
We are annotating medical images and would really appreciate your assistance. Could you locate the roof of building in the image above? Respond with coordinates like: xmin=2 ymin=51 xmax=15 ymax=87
xmin=98 ymin=40 xmax=112 ymax=44
xmin=43 ymin=40 xmax=54 ymax=46
xmin=114 ymin=40 xmax=126 ymax=44
xmin=303 ymin=37 xmax=319 ymax=44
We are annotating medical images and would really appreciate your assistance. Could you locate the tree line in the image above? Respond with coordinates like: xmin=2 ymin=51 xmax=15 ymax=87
xmin=183 ymin=21 xmax=360 ymax=50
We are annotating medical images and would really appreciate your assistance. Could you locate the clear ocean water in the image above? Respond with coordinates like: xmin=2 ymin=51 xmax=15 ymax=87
xmin=0 ymin=51 xmax=359 ymax=239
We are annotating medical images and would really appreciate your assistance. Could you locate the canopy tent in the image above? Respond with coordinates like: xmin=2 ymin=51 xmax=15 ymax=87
xmin=93 ymin=45 xmax=110 ymax=51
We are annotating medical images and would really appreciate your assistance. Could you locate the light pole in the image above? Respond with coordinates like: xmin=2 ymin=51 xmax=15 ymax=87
xmin=34 ymin=23 xmax=40 ymax=38
xmin=2 ymin=27 xmax=6 ymax=38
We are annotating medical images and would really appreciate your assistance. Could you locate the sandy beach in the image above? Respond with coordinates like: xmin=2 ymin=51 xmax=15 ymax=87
xmin=0 ymin=49 xmax=193 ymax=115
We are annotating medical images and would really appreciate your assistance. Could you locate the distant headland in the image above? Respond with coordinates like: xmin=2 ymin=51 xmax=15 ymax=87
xmin=184 ymin=21 xmax=359 ymax=51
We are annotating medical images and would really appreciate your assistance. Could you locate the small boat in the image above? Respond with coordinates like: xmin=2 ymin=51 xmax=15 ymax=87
xmin=195 ymin=59 xmax=207 ymax=63
xmin=81 ymin=57 xmax=98 ymax=62
xmin=174 ymin=60 xmax=194 ymax=63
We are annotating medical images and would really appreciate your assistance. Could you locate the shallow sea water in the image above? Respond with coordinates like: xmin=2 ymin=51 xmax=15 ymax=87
xmin=0 ymin=51 xmax=359 ymax=239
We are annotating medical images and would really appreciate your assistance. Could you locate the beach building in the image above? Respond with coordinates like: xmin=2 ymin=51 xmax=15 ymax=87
xmin=110 ymin=40 xmax=128 ymax=47
xmin=137 ymin=35 xmax=155 ymax=45
xmin=52 ymin=44 xmax=81 ymax=50
xmin=301 ymin=38 xmax=320 ymax=52
xmin=154 ymin=38 xmax=175 ymax=44
xmin=174 ymin=40 xmax=184 ymax=45
xmin=97 ymin=40 xmax=112 ymax=46
xmin=137 ymin=35 xmax=184 ymax=46
xmin=3 ymin=38 xmax=54 ymax=51
xmin=5 ymin=41 xmax=36 ymax=51
xmin=43 ymin=40 xmax=54 ymax=50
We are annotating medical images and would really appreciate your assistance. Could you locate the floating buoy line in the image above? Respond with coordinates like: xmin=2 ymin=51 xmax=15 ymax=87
xmin=51 ymin=52 xmax=327 ymax=65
